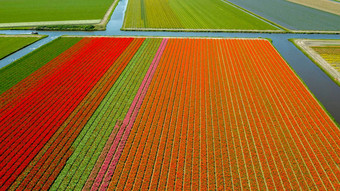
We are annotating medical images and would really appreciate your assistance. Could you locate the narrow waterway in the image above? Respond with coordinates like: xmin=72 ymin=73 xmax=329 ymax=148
xmin=1 ymin=0 xmax=339 ymax=124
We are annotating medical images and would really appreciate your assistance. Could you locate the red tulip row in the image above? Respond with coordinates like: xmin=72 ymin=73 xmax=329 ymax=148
xmin=107 ymin=38 xmax=340 ymax=190
xmin=0 ymin=37 xmax=91 ymax=111
xmin=10 ymin=37 xmax=143 ymax=190
xmin=0 ymin=37 xmax=134 ymax=190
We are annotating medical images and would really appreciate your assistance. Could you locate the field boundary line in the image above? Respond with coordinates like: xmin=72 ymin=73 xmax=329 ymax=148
xmin=221 ymin=0 xmax=288 ymax=31
xmin=0 ymin=20 xmax=101 ymax=28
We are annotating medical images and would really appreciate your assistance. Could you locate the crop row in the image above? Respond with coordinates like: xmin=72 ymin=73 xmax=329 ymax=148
xmin=49 ymin=38 xmax=165 ymax=190
xmin=84 ymin=38 xmax=168 ymax=191
xmin=0 ymin=37 xmax=134 ymax=190
xmin=107 ymin=38 xmax=340 ymax=190
xmin=122 ymin=0 xmax=277 ymax=30
xmin=9 ymin=37 xmax=140 ymax=190
xmin=1 ymin=37 xmax=339 ymax=190
xmin=0 ymin=37 xmax=82 ymax=96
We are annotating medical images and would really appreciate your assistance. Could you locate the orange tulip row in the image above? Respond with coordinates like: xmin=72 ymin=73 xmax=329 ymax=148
xmin=104 ymin=38 xmax=340 ymax=190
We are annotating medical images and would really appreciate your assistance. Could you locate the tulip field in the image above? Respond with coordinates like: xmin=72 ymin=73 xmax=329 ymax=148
xmin=0 ymin=37 xmax=339 ymax=190
xmin=312 ymin=46 xmax=340 ymax=73
xmin=122 ymin=0 xmax=279 ymax=31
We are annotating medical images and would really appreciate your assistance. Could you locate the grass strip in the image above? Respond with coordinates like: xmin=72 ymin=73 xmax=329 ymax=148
xmin=0 ymin=37 xmax=82 ymax=95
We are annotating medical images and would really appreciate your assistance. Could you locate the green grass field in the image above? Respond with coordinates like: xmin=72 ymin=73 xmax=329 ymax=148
xmin=0 ymin=37 xmax=81 ymax=94
xmin=0 ymin=0 xmax=114 ymax=24
xmin=0 ymin=36 xmax=45 ymax=60
xmin=123 ymin=0 xmax=279 ymax=30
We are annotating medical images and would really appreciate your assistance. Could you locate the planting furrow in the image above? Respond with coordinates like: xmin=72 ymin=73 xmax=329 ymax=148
xmin=198 ymin=39 xmax=209 ymax=190
xmin=203 ymin=40 xmax=218 ymax=190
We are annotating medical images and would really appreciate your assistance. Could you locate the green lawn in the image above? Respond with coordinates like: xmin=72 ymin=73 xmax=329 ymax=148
xmin=0 ymin=36 xmax=44 ymax=60
xmin=123 ymin=0 xmax=279 ymax=30
xmin=0 ymin=0 xmax=114 ymax=24
xmin=0 ymin=37 xmax=82 ymax=95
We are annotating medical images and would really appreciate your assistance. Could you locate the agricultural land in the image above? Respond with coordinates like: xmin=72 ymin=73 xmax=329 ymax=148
xmin=122 ymin=0 xmax=280 ymax=31
xmin=292 ymin=39 xmax=340 ymax=85
xmin=286 ymin=0 xmax=340 ymax=16
xmin=0 ymin=0 xmax=116 ymax=29
xmin=0 ymin=35 xmax=45 ymax=60
xmin=227 ymin=0 xmax=340 ymax=31
xmin=0 ymin=37 xmax=339 ymax=190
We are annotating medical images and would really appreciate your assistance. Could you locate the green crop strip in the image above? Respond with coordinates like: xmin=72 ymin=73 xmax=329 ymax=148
xmin=51 ymin=38 xmax=162 ymax=190
xmin=123 ymin=0 xmax=279 ymax=30
xmin=0 ymin=37 xmax=82 ymax=95
xmin=0 ymin=36 xmax=44 ymax=60
xmin=0 ymin=0 xmax=114 ymax=24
